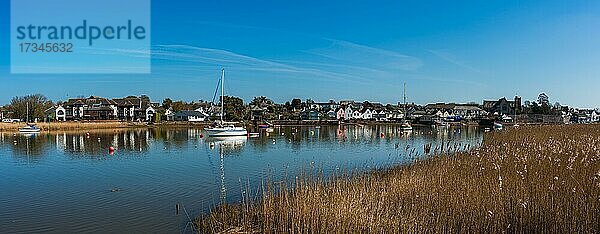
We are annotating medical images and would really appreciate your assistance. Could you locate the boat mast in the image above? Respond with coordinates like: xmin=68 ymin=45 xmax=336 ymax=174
xmin=26 ymin=102 xmax=29 ymax=123
xmin=403 ymin=82 xmax=407 ymax=116
xmin=221 ymin=68 xmax=225 ymax=123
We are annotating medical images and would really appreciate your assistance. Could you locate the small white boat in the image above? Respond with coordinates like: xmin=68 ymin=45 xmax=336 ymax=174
xmin=206 ymin=125 xmax=248 ymax=137
xmin=19 ymin=104 xmax=41 ymax=133
xmin=19 ymin=124 xmax=41 ymax=133
xmin=399 ymin=82 xmax=413 ymax=132
xmin=400 ymin=122 xmax=413 ymax=131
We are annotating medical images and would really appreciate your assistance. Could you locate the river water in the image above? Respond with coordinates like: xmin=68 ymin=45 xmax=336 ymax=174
xmin=0 ymin=125 xmax=483 ymax=233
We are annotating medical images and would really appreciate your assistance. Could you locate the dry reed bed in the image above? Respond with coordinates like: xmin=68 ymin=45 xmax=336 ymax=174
xmin=197 ymin=125 xmax=600 ymax=233
xmin=0 ymin=121 xmax=144 ymax=131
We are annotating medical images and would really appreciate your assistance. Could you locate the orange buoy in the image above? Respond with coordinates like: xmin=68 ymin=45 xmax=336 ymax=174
xmin=199 ymin=134 xmax=204 ymax=138
xmin=380 ymin=133 xmax=385 ymax=138
xmin=108 ymin=146 xmax=115 ymax=155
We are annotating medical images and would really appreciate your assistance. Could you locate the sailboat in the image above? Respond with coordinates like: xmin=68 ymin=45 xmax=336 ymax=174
xmin=400 ymin=82 xmax=413 ymax=131
xmin=19 ymin=103 xmax=41 ymax=133
xmin=205 ymin=69 xmax=248 ymax=137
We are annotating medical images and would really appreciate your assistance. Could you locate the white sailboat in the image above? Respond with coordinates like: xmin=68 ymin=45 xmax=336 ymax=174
xmin=19 ymin=103 xmax=41 ymax=133
xmin=400 ymin=82 xmax=413 ymax=131
xmin=205 ymin=69 xmax=248 ymax=137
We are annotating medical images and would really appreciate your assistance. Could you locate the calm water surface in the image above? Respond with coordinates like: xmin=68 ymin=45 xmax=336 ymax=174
xmin=0 ymin=125 xmax=483 ymax=233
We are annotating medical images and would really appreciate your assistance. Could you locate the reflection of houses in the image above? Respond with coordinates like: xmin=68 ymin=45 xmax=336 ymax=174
xmin=55 ymin=96 xmax=157 ymax=122
xmin=174 ymin=110 xmax=209 ymax=122
xmin=482 ymin=96 xmax=521 ymax=116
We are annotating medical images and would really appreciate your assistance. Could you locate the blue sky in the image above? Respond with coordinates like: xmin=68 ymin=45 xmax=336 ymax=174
xmin=1 ymin=0 xmax=599 ymax=107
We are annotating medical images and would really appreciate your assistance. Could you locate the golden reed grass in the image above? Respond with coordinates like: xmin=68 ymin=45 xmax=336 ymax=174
xmin=196 ymin=124 xmax=600 ymax=233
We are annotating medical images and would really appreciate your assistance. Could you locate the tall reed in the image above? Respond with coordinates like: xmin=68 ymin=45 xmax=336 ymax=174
xmin=197 ymin=125 xmax=600 ymax=233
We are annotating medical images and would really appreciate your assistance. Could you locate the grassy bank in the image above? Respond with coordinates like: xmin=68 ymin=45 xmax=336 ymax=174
xmin=196 ymin=124 xmax=600 ymax=233
xmin=0 ymin=121 xmax=210 ymax=132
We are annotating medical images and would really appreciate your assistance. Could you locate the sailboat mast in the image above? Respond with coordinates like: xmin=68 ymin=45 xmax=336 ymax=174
xmin=221 ymin=68 xmax=225 ymax=123
xmin=26 ymin=102 xmax=29 ymax=123
xmin=403 ymin=82 xmax=407 ymax=113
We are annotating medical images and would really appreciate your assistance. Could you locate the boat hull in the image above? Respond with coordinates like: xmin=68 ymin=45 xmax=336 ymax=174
xmin=205 ymin=128 xmax=248 ymax=137
xmin=19 ymin=125 xmax=41 ymax=133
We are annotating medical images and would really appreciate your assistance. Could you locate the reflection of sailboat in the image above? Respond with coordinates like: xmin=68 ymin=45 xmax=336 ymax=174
xmin=206 ymin=136 xmax=247 ymax=152
xmin=218 ymin=146 xmax=227 ymax=203
xmin=205 ymin=69 xmax=248 ymax=137
xmin=19 ymin=103 xmax=41 ymax=134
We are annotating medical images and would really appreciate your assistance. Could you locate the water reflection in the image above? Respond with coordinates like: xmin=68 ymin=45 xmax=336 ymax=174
xmin=0 ymin=125 xmax=483 ymax=233
xmin=0 ymin=125 xmax=482 ymax=160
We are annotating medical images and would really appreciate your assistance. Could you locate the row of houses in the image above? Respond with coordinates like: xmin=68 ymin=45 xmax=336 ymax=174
xmin=299 ymin=101 xmax=487 ymax=122
xmin=297 ymin=96 xmax=524 ymax=123
xmin=52 ymin=96 xmax=158 ymax=121
xmin=3 ymin=95 xmax=598 ymax=124
xmin=568 ymin=108 xmax=600 ymax=123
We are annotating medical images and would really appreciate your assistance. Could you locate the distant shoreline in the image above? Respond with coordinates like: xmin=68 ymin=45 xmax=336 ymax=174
xmin=0 ymin=120 xmax=531 ymax=132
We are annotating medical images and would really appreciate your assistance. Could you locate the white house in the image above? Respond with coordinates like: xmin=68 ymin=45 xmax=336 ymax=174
xmin=352 ymin=109 xmax=362 ymax=119
xmin=361 ymin=109 xmax=373 ymax=120
xmin=145 ymin=106 xmax=155 ymax=121
xmin=55 ymin=106 xmax=66 ymax=121
xmin=592 ymin=109 xmax=600 ymax=122
xmin=452 ymin=105 xmax=484 ymax=120
xmin=164 ymin=108 xmax=175 ymax=121
xmin=336 ymin=107 xmax=345 ymax=120
xmin=345 ymin=106 xmax=354 ymax=119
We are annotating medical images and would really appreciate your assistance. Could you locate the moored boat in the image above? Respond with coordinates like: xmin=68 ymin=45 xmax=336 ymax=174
xmin=19 ymin=103 xmax=41 ymax=134
xmin=19 ymin=124 xmax=41 ymax=133
xmin=205 ymin=69 xmax=248 ymax=137
xmin=205 ymin=125 xmax=248 ymax=137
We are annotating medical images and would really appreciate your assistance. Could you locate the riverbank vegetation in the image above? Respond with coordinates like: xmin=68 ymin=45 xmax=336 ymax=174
xmin=196 ymin=124 xmax=600 ymax=233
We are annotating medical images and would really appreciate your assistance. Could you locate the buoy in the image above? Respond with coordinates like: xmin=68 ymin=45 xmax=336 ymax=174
xmin=199 ymin=134 xmax=204 ymax=138
xmin=108 ymin=146 xmax=115 ymax=154
xmin=380 ymin=133 xmax=385 ymax=138
xmin=86 ymin=132 xmax=90 ymax=136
